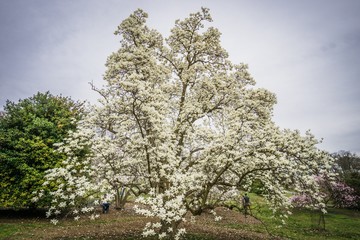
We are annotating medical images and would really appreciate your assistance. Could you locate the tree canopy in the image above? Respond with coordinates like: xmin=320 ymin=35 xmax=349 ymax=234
xmin=37 ymin=8 xmax=335 ymax=239
xmin=332 ymin=151 xmax=360 ymax=208
xmin=0 ymin=91 xmax=83 ymax=208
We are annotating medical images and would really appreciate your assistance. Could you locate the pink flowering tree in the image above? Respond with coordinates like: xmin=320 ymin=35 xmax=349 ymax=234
xmin=316 ymin=174 xmax=358 ymax=208
xmin=291 ymin=174 xmax=358 ymax=230
xmin=329 ymin=181 xmax=359 ymax=208
xmin=291 ymin=174 xmax=358 ymax=209
xmin=332 ymin=150 xmax=360 ymax=209
xmin=35 ymin=8 xmax=336 ymax=239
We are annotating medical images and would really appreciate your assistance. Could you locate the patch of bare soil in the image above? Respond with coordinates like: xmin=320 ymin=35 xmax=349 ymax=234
xmin=182 ymin=207 xmax=272 ymax=240
xmin=1 ymin=204 xmax=279 ymax=240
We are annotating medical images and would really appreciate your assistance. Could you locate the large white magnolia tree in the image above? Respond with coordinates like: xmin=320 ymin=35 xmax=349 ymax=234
xmin=37 ymin=8 xmax=335 ymax=239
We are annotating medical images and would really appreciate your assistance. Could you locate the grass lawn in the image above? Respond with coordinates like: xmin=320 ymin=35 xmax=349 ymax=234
xmin=1 ymin=199 xmax=359 ymax=240
xmin=228 ymin=207 xmax=360 ymax=240
xmin=223 ymin=193 xmax=360 ymax=240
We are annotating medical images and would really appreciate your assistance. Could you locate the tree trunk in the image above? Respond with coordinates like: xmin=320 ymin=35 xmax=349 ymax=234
xmin=114 ymin=186 xmax=128 ymax=209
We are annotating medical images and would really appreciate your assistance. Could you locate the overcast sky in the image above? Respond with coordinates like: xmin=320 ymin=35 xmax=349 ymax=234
xmin=1 ymin=0 xmax=359 ymax=154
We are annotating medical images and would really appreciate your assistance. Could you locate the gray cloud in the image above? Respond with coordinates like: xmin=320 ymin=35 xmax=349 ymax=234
xmin=0 ymin=0 xmax=359 ymax=154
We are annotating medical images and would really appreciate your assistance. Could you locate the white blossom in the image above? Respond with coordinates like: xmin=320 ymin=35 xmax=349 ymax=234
xmin=50 ymin=219 xmax=59 ymax=225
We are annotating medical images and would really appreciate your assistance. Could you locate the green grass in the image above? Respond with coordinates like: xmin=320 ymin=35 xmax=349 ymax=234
xmin=0 ymin=222 xmax=49 ymax=239
xmin=223 ymin=193 xmax=360 ymax=240
xmin=0 ymin=224 xmax=19 ymax=239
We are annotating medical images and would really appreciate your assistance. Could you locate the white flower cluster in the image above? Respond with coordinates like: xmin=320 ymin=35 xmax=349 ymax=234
xmin=210 ymin=210 xmax=223 ymax=222
xmin=134 ymin=185 xmax=188 ymax=239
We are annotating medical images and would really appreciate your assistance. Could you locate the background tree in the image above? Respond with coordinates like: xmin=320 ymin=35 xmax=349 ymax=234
xmin=291 ymin=174 xmax=358 ymax=208
xmin=39 ymin=8 xmax=335 ymax=239
xmin=332 ymin=151 xmax=360 ymax=208
xmin=0 ymin=91 xmax=83 ymax=208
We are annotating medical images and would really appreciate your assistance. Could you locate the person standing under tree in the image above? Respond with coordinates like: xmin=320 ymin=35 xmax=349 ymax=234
xmin=101 ymin=195 xmax=110 ymax=214
xmin=242 ymin=193 xmax=251 ymax=217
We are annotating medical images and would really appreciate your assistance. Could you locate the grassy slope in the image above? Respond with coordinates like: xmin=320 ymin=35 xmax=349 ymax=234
xmin=226 ymin=194 xmax=360 ymax=240
xmin=229 ymin=208 xmax=360 ymax=240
